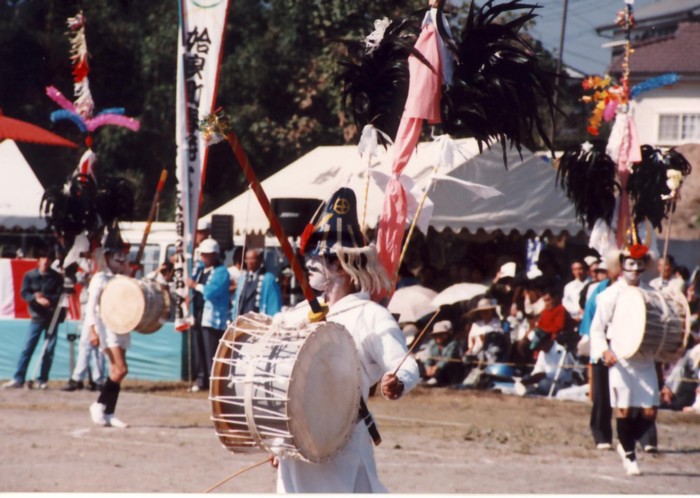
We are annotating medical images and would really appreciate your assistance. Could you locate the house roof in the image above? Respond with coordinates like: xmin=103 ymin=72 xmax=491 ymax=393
xmin=609 ymin=22 xmax=700 ymax=74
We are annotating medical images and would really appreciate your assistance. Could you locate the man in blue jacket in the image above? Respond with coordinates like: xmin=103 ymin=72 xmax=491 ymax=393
xmin=187 ymin=238 xmax=230 ymax=392
xmin=3 ymin=247 xmax=65 ymax=389
xmin=231 ymin=248 xmax=282 ymax=319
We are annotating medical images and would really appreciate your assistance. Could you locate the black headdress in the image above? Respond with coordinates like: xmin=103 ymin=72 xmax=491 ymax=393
xmin=627 ymin=145 xmax=692 ymax=230
xmin=556 ymin=143 xmax=618 ymax=229
xmin=337 ymin=16 xmax=425 ymax=146
xmin=441 ymin=0 xmax=556 ymax=156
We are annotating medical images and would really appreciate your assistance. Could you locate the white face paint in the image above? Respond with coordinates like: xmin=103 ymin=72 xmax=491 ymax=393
xmin=622 ymin=257 xmax=645 ymax=286
xmin=306 ymin=256 xmax=344 ymax=293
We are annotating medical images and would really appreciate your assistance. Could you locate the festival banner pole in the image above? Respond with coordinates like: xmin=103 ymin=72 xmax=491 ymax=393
xmin=174 ymin=0 xmax=230 ymax=331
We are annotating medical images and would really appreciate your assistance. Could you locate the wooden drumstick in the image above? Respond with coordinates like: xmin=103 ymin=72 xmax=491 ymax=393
xmin=200 ymin=111 xmax=328 ymax=322
xmin=203 ymin=455 xmax=272 ymax=493
xmin=392 ymin=308 xmax=441 ymax=376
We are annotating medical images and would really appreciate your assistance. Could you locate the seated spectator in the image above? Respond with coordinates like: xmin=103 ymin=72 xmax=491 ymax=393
xmin=515 ymin=329 xmax=574 ymax=396
xmin=660 ymin=344 xmax=700 ymax=412
xmin=421 ymin=320 xmax=464 ymax=386
xmin=465 ymin=298 xmax=509 ymax=363
xmin=650 ymin=254 xmax=685 ymax=294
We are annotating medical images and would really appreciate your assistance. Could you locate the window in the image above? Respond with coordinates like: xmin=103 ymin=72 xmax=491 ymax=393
xmin=658 ymin=113 xmax=700 ymax=142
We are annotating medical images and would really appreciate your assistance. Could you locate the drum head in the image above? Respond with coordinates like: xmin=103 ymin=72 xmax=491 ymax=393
xmin=287 ymin=322 xmax=361 ymax=463
xmin=608 ymin=286 xmax=646 ymax=359
xmin=100 ymin=275 xmax=145 ymax=334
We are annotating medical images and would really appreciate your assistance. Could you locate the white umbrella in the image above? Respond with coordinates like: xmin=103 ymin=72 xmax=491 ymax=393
xmin=388 ymin=285 xmax=438 ymax=323
xmin=431 ymin=283 xmax=489 ymax=308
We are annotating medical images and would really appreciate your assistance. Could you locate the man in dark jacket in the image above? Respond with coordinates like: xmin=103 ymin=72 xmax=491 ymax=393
xmin=3 ymin=248 xmax=65 ymax=389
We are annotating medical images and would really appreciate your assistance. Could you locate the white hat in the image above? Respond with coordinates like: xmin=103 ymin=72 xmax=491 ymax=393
xmin=199 ymin=238 xmax=219 ymax=254
xmin=466 ymin=298 xmax=498 ymax=319
xmin=197 ymin=219 xmax=211 ymax=231
xmin=595 ymin=260 xmax=608 ymax=271
xmin=584 ymin=255 xmax=600 ymax=267
xmin=499 ymin=262 xmax=516 ymax=279
xmin=431 ymin=320 xmax=453 ymax=335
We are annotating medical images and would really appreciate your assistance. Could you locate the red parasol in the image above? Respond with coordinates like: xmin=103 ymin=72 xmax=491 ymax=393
xmin=0 ymin=109 xmax=78 ymax=148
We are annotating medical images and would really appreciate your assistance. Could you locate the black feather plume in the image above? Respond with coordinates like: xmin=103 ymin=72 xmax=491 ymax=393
xmin=442 ymin=0 xmax=556 ymax=156
xmin=556 ymin=143 xmax=618 ymax=229
xmin=628 ymin=145 xmax=692 ymax=230
xmin=95 ymin=177 xmax=135 ymax=227
xmin=337 ymin=16 xmax=426 ymax=146
xmin=40 ymin=174 xmax=100 ymax=244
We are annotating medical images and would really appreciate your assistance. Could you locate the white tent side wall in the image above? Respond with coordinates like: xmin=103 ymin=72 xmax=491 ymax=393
xmin=0 ymin=140 xmax=46 ymax=230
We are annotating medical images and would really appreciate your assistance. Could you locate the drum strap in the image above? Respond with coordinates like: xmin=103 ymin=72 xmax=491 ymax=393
xmin=358 ymin=397 xmax=382 ymax=446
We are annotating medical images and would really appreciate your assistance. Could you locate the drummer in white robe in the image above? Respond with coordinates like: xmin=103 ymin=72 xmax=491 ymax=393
xmin=589 ymin=242 xmax=658 ymax=476
xmin=274 ymin=187 xmax=420 ymax=493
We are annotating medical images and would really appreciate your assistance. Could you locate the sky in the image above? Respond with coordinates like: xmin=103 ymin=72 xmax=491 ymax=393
xmin=526 ymin=0 xmax=656 ymax=75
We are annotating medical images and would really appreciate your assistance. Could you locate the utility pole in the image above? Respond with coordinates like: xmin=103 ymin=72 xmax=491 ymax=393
xmin=552 ymin=0 xmax=570 ymax=143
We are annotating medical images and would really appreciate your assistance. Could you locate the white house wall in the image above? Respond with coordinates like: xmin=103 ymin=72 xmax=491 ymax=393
xmin=630 ymin=80 xmax=700 ymax=147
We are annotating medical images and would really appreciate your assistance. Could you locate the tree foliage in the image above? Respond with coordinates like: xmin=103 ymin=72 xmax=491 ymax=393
xmin=0 ymin=0 xmax=587 ymax=221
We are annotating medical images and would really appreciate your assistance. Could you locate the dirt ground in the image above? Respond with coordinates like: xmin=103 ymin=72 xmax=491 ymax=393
xmin=1 ymin=381 xmax=699 ymax=494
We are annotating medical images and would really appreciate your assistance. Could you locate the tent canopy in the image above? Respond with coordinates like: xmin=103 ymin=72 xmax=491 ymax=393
xmin=205 ymin=139 xmax=583 ymax=236
xmin=0 ymin=140 xmax=46 ymax=230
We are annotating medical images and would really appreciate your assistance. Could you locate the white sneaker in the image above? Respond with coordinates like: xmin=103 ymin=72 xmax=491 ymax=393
xmin=2 ymin=379 xmax=23 ymax=389
xmin=596 ymin=442 xmax=612 ymax=450
xmin=105 ymin=414 xmax=129 ymax=429
xmin=625 ymin=459 xmax=641 ymax=476
xmin=189 ymin=385 xmax=201 ymax=393
xmin=425 ymin=378 xmax=438 ymax=386
xmin=37 ymin=382 xmax=48 ymax=390
xmin=616 ymin=443 xmax=642 ymax=476
xmin=90 ymin=402 xmax=108 ymax=426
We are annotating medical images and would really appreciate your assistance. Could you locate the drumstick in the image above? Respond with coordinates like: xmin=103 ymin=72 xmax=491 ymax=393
xmin=200 ymin=111 xmax=328 ymax=322
xmin=203 ymin=455 xmax=272 ymax=493
xmin=132 ymin=168 xmax=168 ymax=276
xmin=392 ymin=309 xmax=440 ymax=376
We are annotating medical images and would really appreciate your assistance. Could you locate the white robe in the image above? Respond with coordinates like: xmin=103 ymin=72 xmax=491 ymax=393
xmin=589 ymin=280 xmax=659 ymax=408
xmin=277 ymin=292 xmax=420 ymax=493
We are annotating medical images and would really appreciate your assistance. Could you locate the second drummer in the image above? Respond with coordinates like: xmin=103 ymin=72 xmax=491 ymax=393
xmin=274 ymin=187 xmax=420 ymax=493
xmin=87 ymin=230 xmax=132 ymax=429
xmin=589 ymin=242 xmax=657 ymax=476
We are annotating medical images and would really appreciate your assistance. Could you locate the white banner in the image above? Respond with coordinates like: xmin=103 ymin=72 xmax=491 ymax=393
xmin=174 ymin=0 xmax=230 ymax=329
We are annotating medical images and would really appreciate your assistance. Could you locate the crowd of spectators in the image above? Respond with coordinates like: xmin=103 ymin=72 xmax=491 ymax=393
xmin=402 ymin=251 xmax=700 ymax=416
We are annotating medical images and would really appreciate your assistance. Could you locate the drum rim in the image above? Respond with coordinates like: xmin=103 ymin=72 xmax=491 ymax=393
xmin=286 ymin=321 xmax=361 ymax=463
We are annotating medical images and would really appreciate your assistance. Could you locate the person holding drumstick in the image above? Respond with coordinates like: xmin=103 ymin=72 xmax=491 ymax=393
xmin=87 ymin=232 xmax=131 ymax=429
xmin=589 ymin=242 xmax=657 ymax=476
xmin=273 ymin=187 xmax=420 ymax=493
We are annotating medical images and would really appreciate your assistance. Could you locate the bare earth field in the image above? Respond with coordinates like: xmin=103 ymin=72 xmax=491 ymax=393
xmin=1 ymin=381 xmax=699 ymax=494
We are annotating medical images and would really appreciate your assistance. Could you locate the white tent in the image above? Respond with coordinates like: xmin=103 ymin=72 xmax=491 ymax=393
xmin=205 ymin=139 xmax=583 ymax=236
xmin=0 ymin=140 xmax=46 ymax=230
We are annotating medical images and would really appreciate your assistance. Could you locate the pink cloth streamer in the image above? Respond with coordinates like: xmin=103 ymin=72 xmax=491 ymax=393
xmin=86 ymin=114 xmax=140 ymax=132
xmin=603 ymin=100 xmax=618 ymax=122
xmin=615 ymin=115 xmax=641 ymax=247
xmin=376 ymin=22 xmax=442 ymax=288
xmin=45 ymin=86 xmax=78 ymax=114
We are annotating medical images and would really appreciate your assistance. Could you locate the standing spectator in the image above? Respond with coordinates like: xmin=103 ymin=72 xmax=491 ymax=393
xmin=579 ymin=260 xmax=608 ymax=311
xmin=422 ymin=320 xmax=464 ymax=386
xmin=187 ymin=238 xmax=230 ymax=392
xmin=232 ymin=248 xmax=282 ymax=319
xmin=649 ymin=254 xmax=685 ymax=294
xmin=590 ymin=244 xmax=658 ymax=476
xmin=563 ymin=259 xmax=590 ymax=324
xmin=578 ymin=249 xmax=621 ymax=450
xmin=3 ymin=247 xmax=65 ymax=390
xmin=62 ymin=251 xmax=107 ymax=393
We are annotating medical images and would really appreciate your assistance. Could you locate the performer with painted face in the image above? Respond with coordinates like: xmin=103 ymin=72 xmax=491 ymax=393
xmin=589 ymin=240 xmax=656 ymax=476
xmin=274 ymin=187 xmax=420 ymax=493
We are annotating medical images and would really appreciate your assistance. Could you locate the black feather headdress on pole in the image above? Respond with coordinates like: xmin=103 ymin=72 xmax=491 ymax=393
xmin=337 ymin=16 xmax=426 ymax=146
xmin=441 ymin=0 xmax=556 ymax=155
xmin=556 ymin=143 xmax=618 ymax=230
xmin=628 ymin=145 xmax=692 ymax=230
